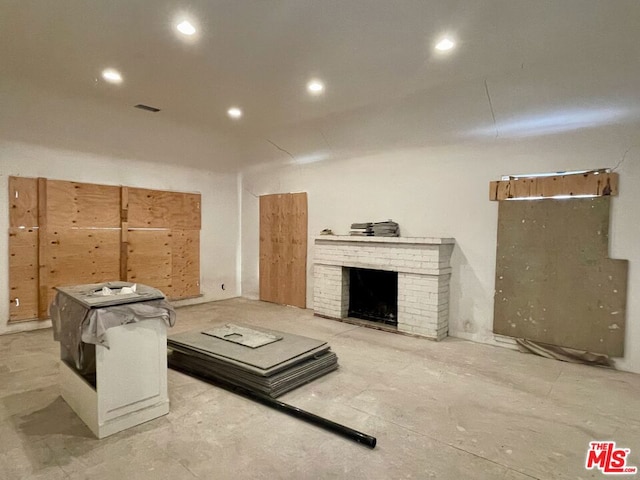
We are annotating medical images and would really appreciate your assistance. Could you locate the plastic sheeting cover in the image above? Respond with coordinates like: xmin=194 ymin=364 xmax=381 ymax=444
xmin=51 ymin=283 xmax=175 ymax=370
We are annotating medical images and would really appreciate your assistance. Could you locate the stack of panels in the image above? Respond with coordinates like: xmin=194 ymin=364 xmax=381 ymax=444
xmin=372 ymin=220 xmax=399 ymax=237
xmin=168 ymin=324 xmax=339 ymax=398
xmin=349 ymin=222 xmax=374 ymax=236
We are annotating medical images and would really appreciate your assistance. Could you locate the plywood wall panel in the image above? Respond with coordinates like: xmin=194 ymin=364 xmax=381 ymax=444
xmin=37 ymin=178 xmax=49 ymax=318
xmin=127 ymin=188 xmax=201 ymax=229
xmin=9 ymin=176 xmax=38 ymax=228
xmin=170 ymin=230 xmax=200 ymax=299
xmin=120 ymin=187 xmax=129 ymax=281
xmin=8 ymin=177 xmax=201 ymax=317
xmin=127 ymin=229 xmax=172 ymax=293
xmin=289 ymin=193 xmax=308 ymax=309
xmin=259 ymin=192 xmax=307 ymax=309
xmin=8 ymin=228 xmax=39 ymax=322
xmin=45 ymin=229 xmax=121 ymax=307
xmin=259 ymin=194 xmax=277 ymax=305
xmin=46 ymin=180 xmax=120 ymax=228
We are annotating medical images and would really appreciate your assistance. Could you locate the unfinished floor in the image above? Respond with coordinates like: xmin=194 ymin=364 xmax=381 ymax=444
xmin=1 ymin=298 xmax=639 ymax=480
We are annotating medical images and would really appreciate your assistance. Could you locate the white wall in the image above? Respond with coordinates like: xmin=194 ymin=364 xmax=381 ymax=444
xmin=240 ymin=132 xmax=640 ymax=373
xmin=0 ymin=80 xmax=240 ymax=335
xmin=3 ymin=50 xmax=639 ymax=376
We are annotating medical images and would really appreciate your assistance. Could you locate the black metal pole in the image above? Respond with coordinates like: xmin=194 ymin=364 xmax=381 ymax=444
xmin=169 ymin=361 xmax=377 ymax=449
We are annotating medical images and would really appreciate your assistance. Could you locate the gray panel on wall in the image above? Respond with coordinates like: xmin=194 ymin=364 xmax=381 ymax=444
xmin=493 ymin=196 xmax=627 ymax=356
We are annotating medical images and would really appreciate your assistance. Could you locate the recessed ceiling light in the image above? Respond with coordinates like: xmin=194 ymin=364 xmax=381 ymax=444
xmin=101 ymin=68 xmax=123 ymax=84
xmin=176 ymin=20 xmax=196 ymax=36
xmin=435 ymin=37 xmax=456 ymax=52
xmin=227 ymin=107 xmax=242 ymax=119
xmin=307 ymin=79 xmax=325 ymax=95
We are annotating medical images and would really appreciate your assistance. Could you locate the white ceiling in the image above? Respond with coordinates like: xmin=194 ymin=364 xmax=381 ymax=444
xmin=2 ymin=0 xmax=640 ymax=168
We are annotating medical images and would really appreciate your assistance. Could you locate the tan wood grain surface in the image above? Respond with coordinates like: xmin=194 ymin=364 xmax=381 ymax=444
xmin=127 ymin=229 xmax=173 ymax=293
xmin=9 ymin=177 xmax=38 ymax=228
xmin=46 ymin=229 xmax=121 ymax=307
xmin=489 ymin=172 xmax=618 ymax=201
xmin=259 ymin=192 xmax=307 ymax=309
xmin=37 ymin=178 xmax=48 ymax=318
xmin=127 ymin=188 xmax=201 ymax=229
xmin=9 ymin=177 xmax=201 ymax=319
xmin=120 ymin=187 xmax=129 ymax=281
xmin=170 ymin=229 xmax=200 ymax=299
xmin=9 ymin=227 xmax=39 ymax=321
xmin=46 ymin=179 xmax=121 ymax=228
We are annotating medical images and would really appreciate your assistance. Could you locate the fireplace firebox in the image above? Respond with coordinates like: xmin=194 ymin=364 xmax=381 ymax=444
xmin=348 ymin=268 xmax=398 ymax=325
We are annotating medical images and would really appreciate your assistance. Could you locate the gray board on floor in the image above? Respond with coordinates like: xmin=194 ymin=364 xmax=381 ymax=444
xmin=168 ymin=323 xmax=328 ymax=372
xmin=167 ymin=342 xmax=330 ymax=377
xmin=169 ymin=350 xmax=338 ymax=397
xmin=202 ymin=324 xmax=283 ymax=349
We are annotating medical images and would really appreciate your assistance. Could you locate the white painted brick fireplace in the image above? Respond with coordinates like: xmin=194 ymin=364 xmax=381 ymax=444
xmin=313 ymin=236 xmax=454 ymax=340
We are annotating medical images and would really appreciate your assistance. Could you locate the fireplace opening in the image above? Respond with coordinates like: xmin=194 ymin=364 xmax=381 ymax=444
xmin=348 ymin=268 xmax=398 ymax=325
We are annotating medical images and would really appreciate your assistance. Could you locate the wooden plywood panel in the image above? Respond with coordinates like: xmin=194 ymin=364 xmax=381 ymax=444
xmin=489 ymin=181 xmax=510 ymax=202
xmin=596 ymin=173 xmax=618 ymax=196
xmin=259 ymin=192 xmax=307 ymax=309
xmin=535 ymin=175 xmax=564 ymax=198
xmin=170 ymin=230 xmax=200 ymax=299
xmin=512 ymin=177 xmax=536 ymax=199
xmin=37 ymin=178 xmax=49 ymax=318
xmin=9 ymin=176 xmax=38 ymax=228
xmin=9 ymin=177 xmax=202 ymax=317
xmin=259 ymin=194 xmax=278 ymax=305
xmin=288 ymin=193 xmax=308 ymax=309
xmin=127 ymin=188 xmax=201 ymax=229
xmin=493 ymin=196 xmax=627 ymax=356
xmin=120 ymin=187 xmax=129 ymax=281
xmin=9 ymin=176 xmax=40 ymax=321
xmin=127 ymin=229 xmax=172 ymax=294
xmin=490 ymin=172 xmax=618 ymax=201
xmin=46 ymin=179 xmax=121 ymax=228
xmin=9 ymin=228 xmax=39 ymax=322
xmin=46 ymin=229 xmax=121 ymax=308
xmin=561 ymin=172 xmax=618 ymax=197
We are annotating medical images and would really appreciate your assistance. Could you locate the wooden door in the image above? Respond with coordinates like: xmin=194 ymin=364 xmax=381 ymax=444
xmin=259 ymin=192 xmax=307 ymax=308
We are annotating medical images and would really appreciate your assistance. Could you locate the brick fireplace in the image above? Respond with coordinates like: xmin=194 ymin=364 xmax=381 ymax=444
xmin=313 ymin=236 xmax=454 ymax=340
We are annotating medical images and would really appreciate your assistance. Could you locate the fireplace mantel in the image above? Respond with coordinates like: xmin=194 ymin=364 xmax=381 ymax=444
xmin=313 ymin=236 xmax=454 ymax=340
xmin=314 ymin=235 xmax=455 ymax=245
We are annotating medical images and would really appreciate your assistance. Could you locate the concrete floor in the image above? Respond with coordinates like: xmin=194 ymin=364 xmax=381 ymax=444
xmin=1 ymin=298 xmax=640 ymax=479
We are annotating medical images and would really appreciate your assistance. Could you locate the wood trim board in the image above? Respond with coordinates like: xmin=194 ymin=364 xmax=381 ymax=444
xmin=489 ymin=172 xmax=618 ymax=201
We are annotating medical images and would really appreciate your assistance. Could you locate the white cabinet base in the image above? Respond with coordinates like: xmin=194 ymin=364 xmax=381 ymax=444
xmin=60 ymin=320 xmax=170 ymax=439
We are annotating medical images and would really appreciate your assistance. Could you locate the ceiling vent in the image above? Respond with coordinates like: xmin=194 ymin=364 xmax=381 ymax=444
xmin=134 ymin=104 xmax=161 ymax=113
